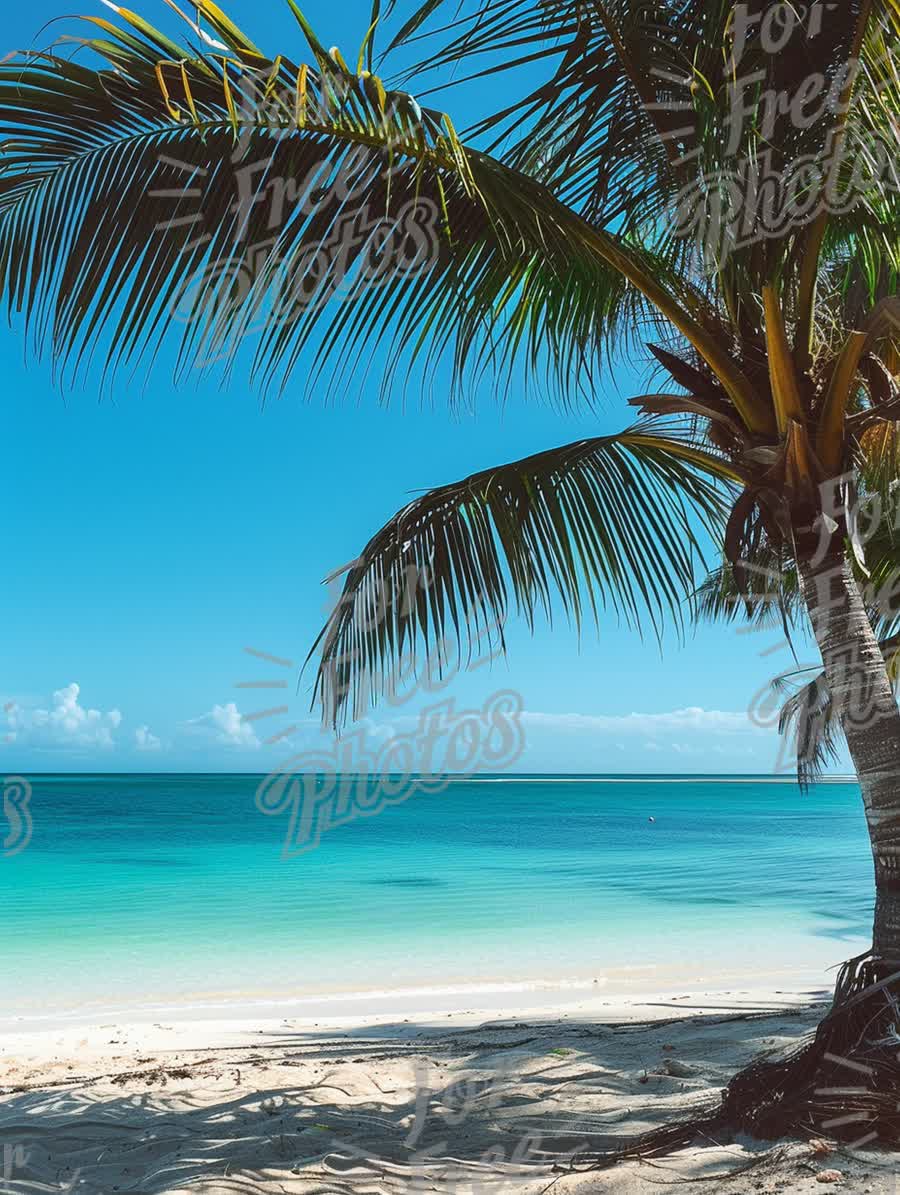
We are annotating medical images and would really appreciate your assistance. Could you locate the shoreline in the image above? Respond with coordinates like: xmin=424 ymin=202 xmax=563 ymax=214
xmin=1 ymin=984 xmax=828 ymax=1073
xmin=0 ymin=961 xmax=843 ymax=1035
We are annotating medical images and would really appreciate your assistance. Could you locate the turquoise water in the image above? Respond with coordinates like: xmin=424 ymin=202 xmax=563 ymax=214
xmin=1 ymin=773 xmax=875 ymax=1021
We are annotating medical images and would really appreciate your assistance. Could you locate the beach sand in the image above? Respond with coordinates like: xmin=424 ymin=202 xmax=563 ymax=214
xmin=1 ymin=986 xmax=896 ymax=1194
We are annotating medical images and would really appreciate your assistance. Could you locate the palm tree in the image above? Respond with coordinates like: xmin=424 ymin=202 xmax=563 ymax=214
xmin=2 ymin=0 xmax=899 ymax=1143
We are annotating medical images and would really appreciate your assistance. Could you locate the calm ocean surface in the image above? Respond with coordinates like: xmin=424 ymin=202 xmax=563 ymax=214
xmin=1 ymin=773 xmax=875 ymax=1022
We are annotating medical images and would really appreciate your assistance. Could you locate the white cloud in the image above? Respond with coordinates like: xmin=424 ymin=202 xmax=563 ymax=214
xmin=134 ymin=725 xmax=162 ymax=752
xmin=511 ymin=704 xmax=782 ymax=772
xmin=184 ymin=701 xmax=260 ymax=748
xmin=522 ymin=707 xmax=764 ymax=735
xmin=3 ymin=683 xmax=122 ymax=751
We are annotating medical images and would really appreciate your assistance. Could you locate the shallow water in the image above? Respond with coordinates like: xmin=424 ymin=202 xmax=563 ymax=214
xmin=1 ymin=773 xmax=873 ymax=1020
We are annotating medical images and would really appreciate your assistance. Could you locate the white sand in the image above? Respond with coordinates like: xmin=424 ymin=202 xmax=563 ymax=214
xmin=0 ymin=986 xmax=895 ymax=1194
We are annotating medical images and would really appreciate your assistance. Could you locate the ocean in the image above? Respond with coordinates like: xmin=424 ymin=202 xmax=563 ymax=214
xmin=1 ymin=773 xmax=874 ymax=1023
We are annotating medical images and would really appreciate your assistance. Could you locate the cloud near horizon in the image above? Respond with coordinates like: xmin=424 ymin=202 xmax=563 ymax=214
xmin=182 ymin=701 xmax=261 ymax=749
xmin=0 ymin=684 xmax=792 ymax=771
xmin=134 ymin=725 xmax=162 ymax=752
xmin=1 ymin=684 xmax=271 ymax=758
xmin=2 ymin=683 xmax=122 ymax=751
xmin=520 ymin=707 xmax=765 ymax=734
xmin=516 ymin=705 xmax=784 ymax=771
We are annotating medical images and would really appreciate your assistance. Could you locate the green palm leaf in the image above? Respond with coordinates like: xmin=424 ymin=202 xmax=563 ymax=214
xmin=774 ymin=630 xmax=900 ymax=786
xmin=307 ymin=418 xmax=736 ymax=726
xmin=0 ymin=3 xmax=722 ymax=405
xmin=694 ymin=554 xmax=803 ymax=631
xmin=385 ymin=0 xmax=900 ymax=317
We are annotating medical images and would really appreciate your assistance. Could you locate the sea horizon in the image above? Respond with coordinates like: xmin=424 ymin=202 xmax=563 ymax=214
xmin=12 ymin=770 xmax=859 ymax=780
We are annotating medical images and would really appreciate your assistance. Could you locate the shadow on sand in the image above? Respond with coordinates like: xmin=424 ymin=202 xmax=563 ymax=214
xmin=5 ymin=997 xmax=896 ymax=1194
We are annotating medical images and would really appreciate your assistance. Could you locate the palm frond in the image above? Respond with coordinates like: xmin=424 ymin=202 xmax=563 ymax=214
xmin=694 ymin=554 xmax=803 ymax=631
xmin=776 ymin=668 xmax=841 ymax=788
xmin=385 ymin=0 xmax=899 ymax=316
xmin=0 ymin=2 xmax=724 ymax=406
xmin=776 ymin=631 xmax=900 ymax=786
xmin=307 ymin=418 xmax=737 ymax=726
xmin=387 ymin=0 xmax=719 ymax=230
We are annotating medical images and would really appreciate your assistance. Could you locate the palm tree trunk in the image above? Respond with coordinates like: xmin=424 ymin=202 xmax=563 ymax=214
xmin=799 ymin=550 xmax=900 ymax=963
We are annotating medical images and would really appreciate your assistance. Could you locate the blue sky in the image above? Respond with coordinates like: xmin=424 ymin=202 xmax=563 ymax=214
xmin=1 ymin=0 xmax=842 ymax=774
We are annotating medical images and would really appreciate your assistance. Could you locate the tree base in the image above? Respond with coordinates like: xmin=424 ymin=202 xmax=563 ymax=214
xmin=585 ymin=952 xmax=900 ymax=1170
xmin=720 ymin=952 xmax=900 ymax=1145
